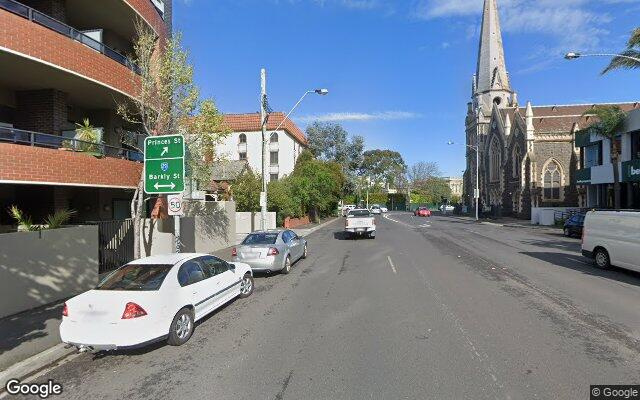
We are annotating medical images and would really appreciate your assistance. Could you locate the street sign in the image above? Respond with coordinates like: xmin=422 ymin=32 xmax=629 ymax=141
xmin=167 ymin=193 xmax=184 ymax=216
xmin=144 ymin=134 xmax=185 ymax=194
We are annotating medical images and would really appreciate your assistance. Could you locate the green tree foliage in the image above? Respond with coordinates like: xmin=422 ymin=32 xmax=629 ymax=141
xmin=412 ymin=177 xmax=452 ymax=205
xmin=603 ymin=27 xmax=640 ymax=74
xmin=233 ymin=169 xmax=262 ymax=212
xmin=360 ymin=149 xmax=407 ymax=187
xmin=407 ymin=161 xmax=441 ymax=183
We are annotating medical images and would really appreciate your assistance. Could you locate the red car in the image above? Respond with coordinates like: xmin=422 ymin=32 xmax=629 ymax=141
xmin=414 ymin=207 xmax=431 ymax=217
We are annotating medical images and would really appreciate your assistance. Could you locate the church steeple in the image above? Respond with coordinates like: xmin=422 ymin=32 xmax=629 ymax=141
xmin=473 ymin=0 xmax=513 ymax=112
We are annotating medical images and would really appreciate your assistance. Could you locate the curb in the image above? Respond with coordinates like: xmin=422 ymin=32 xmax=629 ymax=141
xmin=0 ymin=344 xmax=76 ymax=395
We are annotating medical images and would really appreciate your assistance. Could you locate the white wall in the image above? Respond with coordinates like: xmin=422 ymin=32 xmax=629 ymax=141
xmin=235 ymin=211 xmax=276 ymax=244
xmin=0 ymin=226 xmax=99 ymax=318
xmin=216 ymin=129 xmax=304 ymax=180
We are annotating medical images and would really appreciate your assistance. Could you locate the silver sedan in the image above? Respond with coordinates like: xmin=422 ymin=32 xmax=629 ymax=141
xmin=232 ymin=230 xmax=308 ymax=274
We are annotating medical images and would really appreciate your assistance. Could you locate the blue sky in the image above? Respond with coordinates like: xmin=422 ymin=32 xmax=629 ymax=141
xmin=174 ymin=0 xmax=640 ymax=177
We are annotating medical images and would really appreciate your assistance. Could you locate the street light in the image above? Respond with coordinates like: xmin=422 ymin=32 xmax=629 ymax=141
xmin=564 ymin=51 xmax=640 ymax=63
xmin=260 ymin=85 xmax=329 ymax=230
xmin=448 ymin=140 xmax=479 ymax=221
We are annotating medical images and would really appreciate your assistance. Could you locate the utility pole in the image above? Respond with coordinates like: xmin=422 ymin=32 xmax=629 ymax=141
xmin=260 ymin=68 xmax=268 ymax=230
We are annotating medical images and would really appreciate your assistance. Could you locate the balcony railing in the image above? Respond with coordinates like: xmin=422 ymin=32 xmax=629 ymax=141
xmin=0 ymin=0 xmax=141 ymax=74
xmin=0 ymin=126 xmax=143 ymax=162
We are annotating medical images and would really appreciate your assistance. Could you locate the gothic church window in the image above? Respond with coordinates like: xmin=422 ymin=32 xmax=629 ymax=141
xmin=543 ymin=161 xmax=561 ymax=200
xmin=512 ymin=146 xmax=522 ymax=178
xmin=490 ymin=139 xmax=501 ymax=182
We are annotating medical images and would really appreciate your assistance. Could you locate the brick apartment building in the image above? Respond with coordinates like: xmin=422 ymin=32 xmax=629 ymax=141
xmin=0 ymin=0 xmax=171 ymax=228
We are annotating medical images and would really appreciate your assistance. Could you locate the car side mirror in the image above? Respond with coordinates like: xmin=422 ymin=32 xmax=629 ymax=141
xmin=228 ymin=263 xmax=235 ymax=272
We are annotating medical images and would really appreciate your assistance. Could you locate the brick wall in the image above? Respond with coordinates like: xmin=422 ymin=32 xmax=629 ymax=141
xmin=0 ymin=10 xmax=141 ymax=99
xmin=15 ymin=89 xmax=68 ymax=135
xmin=125 ymin=0 xmax=170 ymax=41
xmin=284 ymin=215 xmax=310 ymax=229
xmin=0 ymin=143 xmax=142 ymax=188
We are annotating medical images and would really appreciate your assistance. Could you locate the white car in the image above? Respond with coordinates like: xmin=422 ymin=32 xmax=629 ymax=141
xmin=370 ymin=205 xmax=382 ymax=215
xmin=380 ymin=206 xmax=388 ymax=213
xmin=440 ymin=204 xmax=455 ymax=212
xmin=582 ymin=210 xmax=640 ymax=272
xmin=341 ymin=204 xmax=356 ymax=217
xmin=60 ymin=253 xmax=253 ymax=351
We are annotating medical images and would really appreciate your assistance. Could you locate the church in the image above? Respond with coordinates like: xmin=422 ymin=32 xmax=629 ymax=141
xmin=464 ymin=0 xmax=640 ymax=219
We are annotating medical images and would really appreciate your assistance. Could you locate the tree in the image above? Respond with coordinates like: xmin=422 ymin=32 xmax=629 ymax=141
xmin=412 ymin=177 xmax=452 ymax=205
xmin=232 ymin=169 xmax=262 ymax=212
xmin=580 ymin=105 xmax=627 ymax=209
xmin=603 ymin=27 xmax=640 ymax=74
xmin=118 ymin=21 xmax=228 ymax=258
xmin=305 ymin=121 xmax=365 ymax=175
xmin=360 ymin=149 xmax=407 ymax=187
xmin=407 ymin=161 xmax=441 ymax=183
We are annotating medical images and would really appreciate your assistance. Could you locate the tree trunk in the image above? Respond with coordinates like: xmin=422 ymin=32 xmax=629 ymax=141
xmin=613 ymin=154 xmax=621 ymax=210
xmin=131 ymin=170 xmax=145 ymax=259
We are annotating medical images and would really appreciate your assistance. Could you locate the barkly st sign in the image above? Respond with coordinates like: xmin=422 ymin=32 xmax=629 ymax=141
xmin=144 ymin=134 xmax=185 ymax=194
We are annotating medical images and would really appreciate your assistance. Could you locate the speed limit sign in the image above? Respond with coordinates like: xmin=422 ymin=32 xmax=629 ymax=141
xmin=167 ymin=193 xmax=184 ymax=216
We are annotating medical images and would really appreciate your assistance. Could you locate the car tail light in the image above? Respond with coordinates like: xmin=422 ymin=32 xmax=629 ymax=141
xmin=62 ymin=303 xmax=68 ymax=317
xmin=121 ymin=302 xmax=147 ymax=319
xmin=268 ymin=247 xmax=279 ymax=256
xmin=231 ymin=247 xmax=237 ymax=257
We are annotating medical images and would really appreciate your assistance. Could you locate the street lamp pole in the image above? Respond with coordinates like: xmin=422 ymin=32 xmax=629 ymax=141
xmin=448 ymin=141 xmax=480 ymax=221
xmin=564 ymin=52 xmax=640 ymax=64
xmin=259 ymin=73 xmax=328 ymax=230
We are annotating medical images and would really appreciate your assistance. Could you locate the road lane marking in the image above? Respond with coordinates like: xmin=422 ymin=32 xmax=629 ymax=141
xmin=387 ymin=256 xmax=397 ymax=274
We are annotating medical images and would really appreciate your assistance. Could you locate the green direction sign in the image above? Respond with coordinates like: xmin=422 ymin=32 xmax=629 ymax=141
xmin=144 ymin=134 xmax=185 ymax=194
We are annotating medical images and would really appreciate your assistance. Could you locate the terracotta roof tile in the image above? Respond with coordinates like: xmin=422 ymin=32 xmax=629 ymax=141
xmin=222 ymin=113 xmax=308 ymax=145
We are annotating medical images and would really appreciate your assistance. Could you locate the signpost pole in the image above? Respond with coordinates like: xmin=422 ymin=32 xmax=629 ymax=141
xmin=174 ymin=215 xmax=181 ymax=253
xmin=260 ymin=68 xmax=268 ymax=231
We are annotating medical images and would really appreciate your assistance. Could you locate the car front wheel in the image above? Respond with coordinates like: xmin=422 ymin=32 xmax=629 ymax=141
xmin=167 ymin=308 xmax=194 ymax=346
xmin=564 ymin=228 xmax=571 ymax=237
xmin=594 ymin=248 xmax=611 ymax=269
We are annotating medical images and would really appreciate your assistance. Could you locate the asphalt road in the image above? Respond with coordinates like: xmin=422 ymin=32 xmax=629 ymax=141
xmin=26 ymin=213 xmax=640 ymax=399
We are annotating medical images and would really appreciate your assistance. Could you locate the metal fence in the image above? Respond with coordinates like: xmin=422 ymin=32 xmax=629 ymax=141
xmin=0 ymin=0 xmax=140 ymax=74
xmin=92 ymin=219 xmax=135 ymax=274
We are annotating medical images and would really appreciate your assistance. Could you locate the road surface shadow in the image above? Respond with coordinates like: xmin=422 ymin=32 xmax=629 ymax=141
xmin=522 ymin=251 xmax=640 ymax=288
xmin=333 ymin=231 xmax=375 ymax=240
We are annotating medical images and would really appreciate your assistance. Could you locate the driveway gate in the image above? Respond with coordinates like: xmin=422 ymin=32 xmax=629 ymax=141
xmin=93 ymin=219 xmax=134 ymax=274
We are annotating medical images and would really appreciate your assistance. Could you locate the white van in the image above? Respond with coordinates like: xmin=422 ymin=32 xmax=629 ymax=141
xmin=581 ymin=210 xmax=640 ymax=272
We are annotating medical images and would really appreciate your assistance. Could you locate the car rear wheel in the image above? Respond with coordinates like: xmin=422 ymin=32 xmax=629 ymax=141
xmin=167 ymin=308 xmax=194 ymax=346
xmin=594 ymin=248 xmax=611 ymax=269
xmin=239 ymin=273 xmax=254 ymax=298
xmin=282 ymin=256 xmax=291 ymax=274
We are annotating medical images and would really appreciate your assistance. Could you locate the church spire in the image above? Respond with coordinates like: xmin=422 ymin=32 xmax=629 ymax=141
xmin=475 ymin=0 xmax=510 ymax=94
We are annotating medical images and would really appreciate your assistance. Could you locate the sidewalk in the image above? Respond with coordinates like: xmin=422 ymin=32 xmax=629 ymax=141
xmin=291 ymin=217 xmax=339 ymax=237
xmin=442 ymin=214 xmax=563 ymax=234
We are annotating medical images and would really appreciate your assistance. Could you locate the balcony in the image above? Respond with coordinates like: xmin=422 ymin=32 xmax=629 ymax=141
xmin=0 ymin=126 xmax=143 ymax=162
xmin=0 ymin=0 xmax=140 ymax=74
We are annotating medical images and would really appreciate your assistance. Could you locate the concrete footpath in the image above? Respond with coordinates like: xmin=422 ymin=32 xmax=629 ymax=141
xmin=440 ymin=213 xmax=563 ymax=234
xmin=0 ymin=218 xmax=337 ymax=391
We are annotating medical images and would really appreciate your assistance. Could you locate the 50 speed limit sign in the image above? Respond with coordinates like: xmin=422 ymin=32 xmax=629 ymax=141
xmin=167 ymin=194 xmax=184 ymax=216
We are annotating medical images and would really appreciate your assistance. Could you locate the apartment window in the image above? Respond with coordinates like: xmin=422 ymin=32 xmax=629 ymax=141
xmin=583 ymin=143 xmax=601 ymax=168
xmin=270 ymin=151 xmax=278 ymax=165
xmin=543 ymin=161 xmax=561 ymax=200
xmin=239 ymin=152 xmax=247 ymax=160
xmin=239 ymin=133 xmax=247 ymax=144
xmin=270 ymin=173 xmax=279 ymax=181
xmin=270 ymin=132 xmax=278 ymax=143
xmin=631 ymin=132 xmax=640 ymax=160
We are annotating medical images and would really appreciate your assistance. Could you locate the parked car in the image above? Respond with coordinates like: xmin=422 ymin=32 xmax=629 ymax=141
xmin=341 ymin=204 xmax=356 ymax=217
xmin=60 ymin=253 xmax=253 ymax=351
xmin=582 ymin=210 xmax=640 ymax=271
xmin=563 ymin=213 xmax=584 ymax=238
xmin=440 ymin=204 xmax=454 ymax=212
xmin=380 ymin=206 xmax=388 ymax=213
xmin=414 ymin=207 xmax=431 ymax=217
xmin=370 ymin=205 xmax=382 ymax=215
xmin=232 ymin=230 xmax=307 ymax=274
xmin=345 ymin=208 xmax=376 ymax=239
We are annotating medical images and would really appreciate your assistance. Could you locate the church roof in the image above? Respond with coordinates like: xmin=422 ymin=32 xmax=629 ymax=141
xmin=499 ymin=102 xmax=640 ymax=134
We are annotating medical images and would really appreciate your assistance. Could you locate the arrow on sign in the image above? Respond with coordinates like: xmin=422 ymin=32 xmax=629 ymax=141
xmin=160 ymin=146 xmax=169 ymax=156
xmin=154 ymin=182 xmax=176 ymax=190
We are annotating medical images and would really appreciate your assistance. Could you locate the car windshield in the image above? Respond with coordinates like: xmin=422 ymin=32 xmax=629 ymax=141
xmin=348 ymin=210 xmax=371 ymax=217
xmin=96 ymin=264 xmax=173 ymax=291
xmin=243 ymin=233 xmax=279 ymax=245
